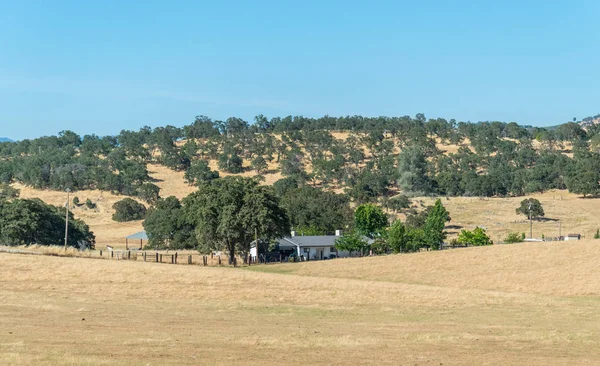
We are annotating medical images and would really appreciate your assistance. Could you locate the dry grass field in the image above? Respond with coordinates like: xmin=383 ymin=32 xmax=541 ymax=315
xmin=2 ymin=240 xmax=600 ymax=365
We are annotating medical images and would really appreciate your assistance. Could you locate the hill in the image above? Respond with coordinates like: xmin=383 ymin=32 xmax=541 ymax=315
xmin=0 ymin=137 xmax=12 ymax=142
xmin=2 ymin=241 xmax=600 ymax=365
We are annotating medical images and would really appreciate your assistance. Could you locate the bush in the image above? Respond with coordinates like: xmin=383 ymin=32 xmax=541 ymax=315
xmin=72 ymin=196 xmax=80 ymax=206
xmin=504 ymin=232 xmax=523 ymax=244
xmin=112 ymin=198 xmax=147 ymax=222
xmin=595 ymin=229 xmax=600 ymax=239
xmin=85 ymin=198 xmax=96 ymax=209
xmin=457 ymin=227 xmax=492 ymax=246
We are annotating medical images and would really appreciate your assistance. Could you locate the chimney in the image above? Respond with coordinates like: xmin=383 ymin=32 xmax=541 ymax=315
xmin=335 ymin=230 xmax=342 ymax=237
xmin=291 ymin=230 xmax=296 ymax=237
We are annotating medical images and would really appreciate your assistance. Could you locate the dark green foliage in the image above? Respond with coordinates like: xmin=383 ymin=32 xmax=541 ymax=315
xmin=72 ymin=196 xmax=80 ymax=206
xmin=0 ymin=183 xmax=19 ymax=200
xmin=217 ymin=146 xmax=243 ymax=173
xmin=112 ymin=198 xmax=147 ymax=222
xmin=85 ymin=198 xmax=96 ymax=209
xmin=183 ymin=177 xmax=290 ymax=264
xmin=137 ymin=182 xmax=161 ymax=205
xmin=354 ymin=203 xmax=388 ymax=239
xmin=143 ymin=196 xmax=196 ymax=249
xmin=457 ymin=227 xmax=492 ymax=246
xmin=280 ymin=186 xmax=353 ymax=235
xmin=595 ymin=229 xmax=600 ymax=239
xmin=273 ymin=176 xmax=300 ymax=196
xmin=397 ymin=145 xmax=433 ymax=194
xmin=384 ymin=195 xmax=411 ymax=212
xmin=184 ymin=160 xmax=219 ymax=185
xmin=567 ymin=171 xmax=599 ymax=198
xmin=515 ymin=198 xmax=544 ymax=219
xmin=0 ymin=198 xmax=94 ymax=247
xmin=251 ymin=155 xmax=268 ymax=174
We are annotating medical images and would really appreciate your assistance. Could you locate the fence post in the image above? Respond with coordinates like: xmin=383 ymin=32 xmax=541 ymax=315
xmin=160 ymin=254 xmax=163 ymax=263
xmin=171 ymin=255 xmax=174 ymax=264
xmin=156 ymin=252 xmax=159 ymax=263
xmin=188 ymin=255 xmax=192 ymax=265
xmin=175 ymin=252 xmax=178 ymax=264
xmin=111 ymin=251 xmax=114 ymax=259
xmin=218 ymin=255 xmax=221 ymax=266
xmin=143 ymin=252 xmax=146 ymax=262
xmin=127 ymin=251 xmax=130 ymax=260
xmin=99 ymin=250 xmax=102 ymax=257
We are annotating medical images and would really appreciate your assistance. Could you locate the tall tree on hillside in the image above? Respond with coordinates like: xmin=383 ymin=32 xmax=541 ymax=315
xmin=397 ymin=145 xmax=433 ymax=194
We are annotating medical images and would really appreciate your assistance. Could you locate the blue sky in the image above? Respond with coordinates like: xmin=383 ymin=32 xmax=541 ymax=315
xmin=1 ymin=1 xmax=599 ymax=140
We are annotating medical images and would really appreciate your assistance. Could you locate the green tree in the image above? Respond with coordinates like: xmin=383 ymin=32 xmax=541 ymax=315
xmin=137 ymin=183 xmax=161 ymax=205
xmin=218 ymin=145 xmax=243 ymax=174
xmin=567 ymin=171 xmax=599 ymax=198
xmin=251 ymin=155 xmax=268 ymax=175
xmin=112 ymin=198 xmax=147 ymax=222
xmin=280 ymin=186 xmax=353 ymax=235
xmin=515 ymin=198 xmax=544 ymax=219
xmin=143 ymin=196 xmax=196 ymax=249
xmin=423 ymin=199 xmax=450 ymax=250
xmin=0 ymin=183 xmax=19 ymax=201
xmin=184 ymin=160 xmax=219 ymax=185
xmin=354 ymin=203 xmax=388 ymax=239
xmin=0 ymin=198 xmax=94 ymax=247
xmin=457 ymin=227 xmax=492 ymax=246
xmin=397 ymin=145 xmax=432 ymax=194
xmin=183 ymin=177 xmax=290 ymax=264
xmin=387 ymin=220 xmax=408 ymax=253
xmin=334 ymin=230 xmax=369 ymax=257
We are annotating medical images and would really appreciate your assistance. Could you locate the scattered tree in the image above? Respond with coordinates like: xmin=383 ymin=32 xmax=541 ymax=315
xmin=112 ymin=198 xmax=147 ymax=222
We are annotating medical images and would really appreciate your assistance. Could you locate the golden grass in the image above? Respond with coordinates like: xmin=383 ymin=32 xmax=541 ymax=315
xmin=2 ymin=241 xmax=600 ymax=365
xmin=400 ymin=190 xmax=600 ymax=243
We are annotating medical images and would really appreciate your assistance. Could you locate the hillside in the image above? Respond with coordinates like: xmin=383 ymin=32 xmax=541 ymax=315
xmin=2 ymin=241 xmax=600 ymax=365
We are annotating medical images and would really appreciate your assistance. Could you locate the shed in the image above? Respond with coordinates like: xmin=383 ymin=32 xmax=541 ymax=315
xmin=125 ymin=231 xmax=148 ymax=249
xmin=564 ymin=234 xmax=581 ymax=241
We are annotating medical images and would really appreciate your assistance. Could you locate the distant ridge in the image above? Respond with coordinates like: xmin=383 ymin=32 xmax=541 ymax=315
xmin=0 ymin=137 xmax=12 ymax=142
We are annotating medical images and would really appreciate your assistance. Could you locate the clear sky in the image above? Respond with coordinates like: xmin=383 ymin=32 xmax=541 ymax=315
xmin=1 ymin=0 xmax=599 ymax=140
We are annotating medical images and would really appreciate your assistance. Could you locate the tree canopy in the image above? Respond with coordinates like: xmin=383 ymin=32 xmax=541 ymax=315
xmin=183 ymin=177 xmax=290 ymax=264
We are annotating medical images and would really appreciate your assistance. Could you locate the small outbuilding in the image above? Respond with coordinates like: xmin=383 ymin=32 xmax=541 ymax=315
xmin=564 ymin=234 xmax=581 ymax=241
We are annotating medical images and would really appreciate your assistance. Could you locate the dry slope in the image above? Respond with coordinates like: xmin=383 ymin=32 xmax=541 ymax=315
xmin=1 ymin=242 xmax=600 ymax=365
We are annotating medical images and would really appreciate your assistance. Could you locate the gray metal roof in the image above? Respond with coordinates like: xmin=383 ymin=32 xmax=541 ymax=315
xmin=126 ymin=231 xmax=148 ymax=240
xmin=278 ymin=236 xmax=339 ymax=248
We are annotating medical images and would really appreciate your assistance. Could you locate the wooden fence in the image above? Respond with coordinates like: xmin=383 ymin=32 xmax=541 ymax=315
xmin=97 ymin=249 xmax=268 ymax=267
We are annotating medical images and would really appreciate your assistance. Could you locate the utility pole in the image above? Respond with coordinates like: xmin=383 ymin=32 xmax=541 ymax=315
xmin=528 ymin=203 xmax=533 ymax=239
xmin=64 ymin=188 xmax=70 ymax=250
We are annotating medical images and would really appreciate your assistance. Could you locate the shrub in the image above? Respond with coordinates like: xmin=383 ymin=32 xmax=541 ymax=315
xmin=457 ymin=227 xmax=492 ymax=246
xmin=72 ymin=196 xmax=80 ymax=206
xmin=85 ymin=198 xmax=96 ymax=209
xmin=505 ymin=232 xmax=524 ymax=244
xmin=595 ymin=229 xmax=600 ymax=239
xmin=112 ymin=198 xmax=147 ymax=222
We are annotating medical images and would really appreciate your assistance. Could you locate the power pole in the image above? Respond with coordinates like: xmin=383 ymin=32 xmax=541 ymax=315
xmin=64 ymin=188 xmax=70 ymax=250
xmin=528 ymin=203 xmax=533 ymax=239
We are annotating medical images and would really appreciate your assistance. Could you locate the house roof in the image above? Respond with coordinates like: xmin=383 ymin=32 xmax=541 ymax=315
xmin=126 ymin=231 xmax=148 ymax=240
xmin=278 ymin=236 xmax=339 ymax=248
xmin=277 ymin=235 xmax=373 ymax=248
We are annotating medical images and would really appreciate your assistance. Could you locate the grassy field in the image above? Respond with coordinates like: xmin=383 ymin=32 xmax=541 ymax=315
xmin=2 ymin=241 xmax=600 ymax=365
